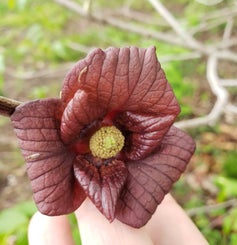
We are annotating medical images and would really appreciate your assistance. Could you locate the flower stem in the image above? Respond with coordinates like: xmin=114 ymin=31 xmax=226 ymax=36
xmin=0 ymin=96 xmax=21 ymax=117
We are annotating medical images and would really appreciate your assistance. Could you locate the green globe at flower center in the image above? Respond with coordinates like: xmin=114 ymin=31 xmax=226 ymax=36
xmin=89 ymin=126 xmax=125 ymax=159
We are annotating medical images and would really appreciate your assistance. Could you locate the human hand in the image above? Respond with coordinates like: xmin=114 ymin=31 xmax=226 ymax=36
xmin=28 ymin=194 xmax=208 ymax=245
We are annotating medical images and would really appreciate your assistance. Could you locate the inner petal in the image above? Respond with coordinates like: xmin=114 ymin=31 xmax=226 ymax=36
xmin=74 ymin=157 xmax=127 ymax=222
xmin=116 ymin=111 xmax=176 ymax=161
xmin=61 ymin=90 xmax=105 ymax=145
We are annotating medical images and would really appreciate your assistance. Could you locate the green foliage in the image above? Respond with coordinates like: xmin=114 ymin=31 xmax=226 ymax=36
xmin=214 ymin=176 xmax=237 ymax=201
xmin=0 ymin=53 xmax=4 ymax=95
xmin=223 ymin=151 xmax=237 ymax=179
xmin=214 ymin=151 xmax=237 ymax=200
xmin=194 ymin=214 xmax=222 ymax=245
xmin=0 ymin=1 xmax=72 ymax=65
xmin=163 ymin=61 xmax=194 ymax=117
xmin=0 ymin=201 xmax=36 ymax=245
xmin=30 ymin=85 xmax=50 ymax=99
xmin=223 ymin=208 xmax=237 ymax=235
xmin=0 ymin=202 xmax=82 ymax=244
xmin=68 ymin=214 xmax=82 ymax=245
xmin=189 ymin=124 xmax=220 ymax=139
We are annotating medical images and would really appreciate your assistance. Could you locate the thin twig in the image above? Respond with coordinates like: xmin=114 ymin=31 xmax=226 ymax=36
xmin=226 ymin=104 xmax=237 ymax=115
xmin=216 ymin=50 xmax=237 ymax=62
xmin=83 ymin=0 xmax=93 ymax=16
xmin=215 ymin=38 xmax=237 ymax=50
xmin=115 ymin=8 xmax=169 ymax=27
xmin=147 ymin=0 xmax=208 ymax=53
xmin=54 ymin=0 xmax=193 ymax=48
xmin=66 ymin=42 xmax=94 ymax=54
xmin=0 ymin=96 xmax=22 ymax=117
xmin=159 ymin=52 xmax=202 ymax=63
xmin=195 ymin=0 xmax=223 ymax=6
xmin=5 ymin=63 xmax=73 ymax=80
xmin=219 ymin=79 xmax=237 ymax=87
xmin=190 ymin=18 xmax=229 ymax=36
xmin=202 ymin=6 xmax=237 ymax=21
xmin=187 ymin=198 xmax=237 ymax=217
xmin=222 ymin=18 xmax=234 ymax=41
xmin=175 ymin=54 xmax=229 ymax=129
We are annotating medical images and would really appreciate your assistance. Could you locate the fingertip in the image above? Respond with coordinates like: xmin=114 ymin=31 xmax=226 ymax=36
xmin=145 ymin=194 xmax=209 ymax=245
xmin=28 ymin=211 xmax=75 ymax=245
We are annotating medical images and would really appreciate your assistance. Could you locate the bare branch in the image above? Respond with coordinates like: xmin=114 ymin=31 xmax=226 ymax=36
xmin=226 ymin=104 xmax=237 ymax=115
xmin=195 ymin=0 xmax=224 ymax=6
xmin=55 ymin=0 xmax=86 ymax=16
xmin=159 ymin=52 xmax=202 ymax=63
xmin=190 ymin=18 xmax=228 ymax=36
xmin=203 ymin=6 xmax=237 ymax=21
xmin=5 ymin=63 xmax=73 ymax=80
xmin=175 ymin=54 xmax=229 ymax=129
xmin=115 ymin=8 xmax=169 ymax=27
xmin=189 ymin=7 xmax=237 ymax=37
xmin=83 ymin=0 xmax=93 ymax=16
xmin=66 ymin=42 xmax=93 ymax=54
xmin=219 ymin=79 xmax=237 ymax=87
xmin=216 ymin=50 xmax=237 ymax=62
xmin=223 ymin=18 xmax=234 ymax=41
xmin=147 ymin=0 xmax=208 ymax=53
xmin=0 ymin=96 xmax=21 ymax=117
xmin=187 ymin=198 xmax=237 ymax=217
xmin=54 ymin=0 xmax=200 ymax=49
xmin=215 ymin=38 xmax=237 ymax=49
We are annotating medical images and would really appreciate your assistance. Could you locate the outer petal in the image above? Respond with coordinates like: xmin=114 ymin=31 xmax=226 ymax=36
xmin=61 ymin=46 xmax=180 ymax=157
xmin=115 ymin=126 xmax=196 ymax=228
xmin=11 ymin=99 xmax=86 ymax=215
xmin=74 ymin=157 xmax=127 ymax=222
xmin=61 ymin=46 xmax=180 ymax=115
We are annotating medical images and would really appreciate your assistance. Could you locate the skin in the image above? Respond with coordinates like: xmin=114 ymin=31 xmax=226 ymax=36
xmin=28 ymin=194 xmax=208 ymax=245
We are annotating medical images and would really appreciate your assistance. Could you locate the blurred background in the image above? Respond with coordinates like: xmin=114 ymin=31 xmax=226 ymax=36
xmin=0 ymin=0 xmax=236 ymax=244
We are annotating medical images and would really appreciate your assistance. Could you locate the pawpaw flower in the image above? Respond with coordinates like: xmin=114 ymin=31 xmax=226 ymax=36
xmin=11 ymin=47 xmax=195 ymax=228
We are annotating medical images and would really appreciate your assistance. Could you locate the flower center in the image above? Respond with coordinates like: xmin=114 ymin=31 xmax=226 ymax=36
xmin=89 ymin=126 xmax=124 ymax=159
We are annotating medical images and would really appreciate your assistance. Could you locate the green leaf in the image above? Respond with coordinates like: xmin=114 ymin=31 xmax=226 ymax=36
xmin=7 ymin=0 xmax=15 ymax=9
xmin=214 ymin=176 xmax=237 ymax=201
xmin=14 ymin=201 xmax=37 ymax=217
xmin=223 ymin=207 xmax=237 ymax=235
xmin=0 ymin=209 xmax=28 ymax=235
xmin=230 ymin=234 xmax=237 ymax=245
xmin=68 ymin=214 xmax=81 ymax=245
xmin=0 ymin=201 xmax=36 ymax=244
xmin=223 ymin=152 xmax=237 ymax=179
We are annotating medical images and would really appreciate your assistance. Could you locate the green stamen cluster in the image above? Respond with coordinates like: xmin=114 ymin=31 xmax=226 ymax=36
xmin=89 ymin=126 xmax=124 ymax=159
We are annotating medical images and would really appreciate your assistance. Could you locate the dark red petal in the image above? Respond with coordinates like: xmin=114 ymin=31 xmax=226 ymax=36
xmin=61 ymin=46 xmax=180 ymax=115
xmin=116 ymin=111 xmax=176 ymax=160
xmin=61 ymin=90 xmax=105 ymax=144
xmin=10 ymin=99 xmax=86 ymax=215
xmin=60 ymin=46 xmax=180 ymax=156
xmin=115 ymin=126 xmax=195 ymax=228
xmin=61 ymin=48 xmax=106 ymax=105
xmin=74 ymin=158 xmax=127 ymax=221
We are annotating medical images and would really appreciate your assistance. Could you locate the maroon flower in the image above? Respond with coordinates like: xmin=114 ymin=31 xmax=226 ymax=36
xmin=11 ymin=46 xmax=195 ymax=228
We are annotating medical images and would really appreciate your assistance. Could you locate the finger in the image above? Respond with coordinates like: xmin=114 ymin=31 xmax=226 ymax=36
xmin=75 ymin=198 xmax=153 ymax=245
xmin=28 ymin=211 xmax=75 ymax=245
xmin=145 ymin=194 xmax=208 ymax=245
